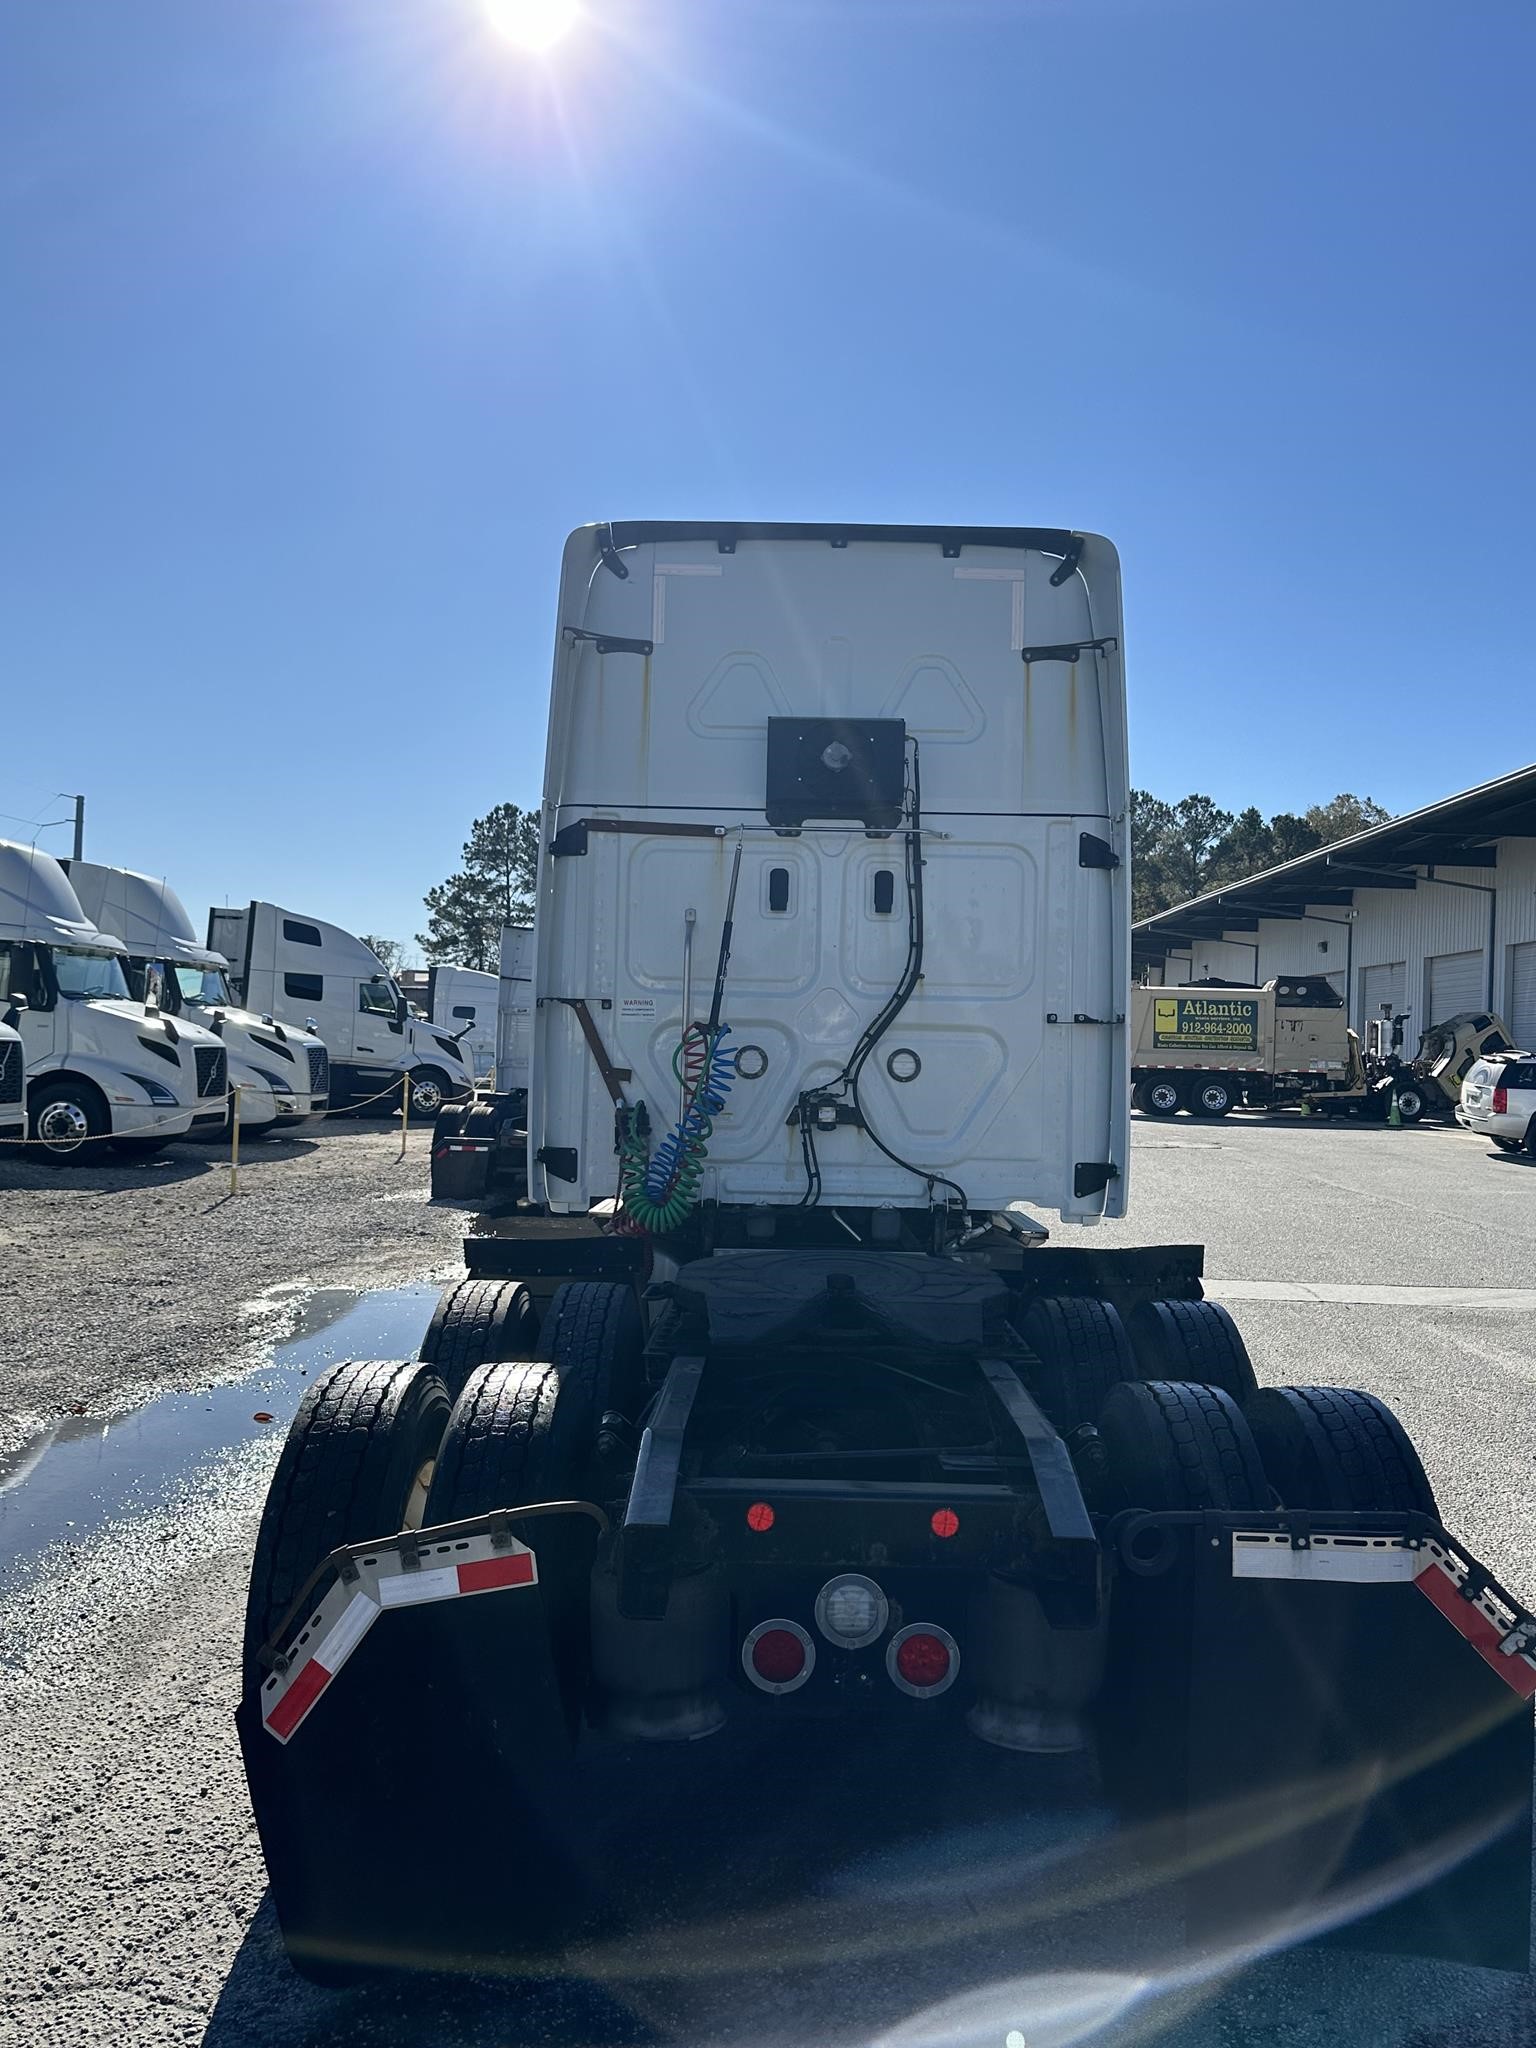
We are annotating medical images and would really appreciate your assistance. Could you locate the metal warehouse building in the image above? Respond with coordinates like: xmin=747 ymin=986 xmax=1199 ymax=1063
xmin=1133 ymin=764 xmax=1536 ymax=1050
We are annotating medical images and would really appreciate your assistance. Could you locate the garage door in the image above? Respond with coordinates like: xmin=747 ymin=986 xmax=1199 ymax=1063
xmin=1427 ymin=949 xmax=1485 ymax=1022
xmin=1360 ymin=961 xmax=1405 ymax=1027
xmin=1510 ymin=941 xmax=1536 ymax=1049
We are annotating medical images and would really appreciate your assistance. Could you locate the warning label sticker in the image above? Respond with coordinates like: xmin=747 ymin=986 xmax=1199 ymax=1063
xmin=1152 ymin=995 xmax=1261 ymax=1052
xmin=621 ymin=996 xmax=657 ymax=1021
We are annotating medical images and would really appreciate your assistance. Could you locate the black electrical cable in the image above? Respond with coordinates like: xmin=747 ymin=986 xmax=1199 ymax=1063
xmin=798 ymin=740 xmax=969 ymax=1214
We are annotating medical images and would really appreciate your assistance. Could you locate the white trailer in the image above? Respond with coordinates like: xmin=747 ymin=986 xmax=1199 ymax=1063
xmin=65 ymin=862 xmax=329 ymax=1135
xmin=0 ymin=838 xmax=229 ymax=1160
xmin=207 ymin=902 xmax=473 ymax=1116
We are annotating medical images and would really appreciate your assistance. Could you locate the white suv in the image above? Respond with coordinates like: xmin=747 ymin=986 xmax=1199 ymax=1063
xmin=1457 ymin=1053 xmax=1536 ymax=1152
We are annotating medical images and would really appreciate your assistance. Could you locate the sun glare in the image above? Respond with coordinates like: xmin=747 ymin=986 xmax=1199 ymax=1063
xmin=482 ymin=0 xmax=581 ymax=52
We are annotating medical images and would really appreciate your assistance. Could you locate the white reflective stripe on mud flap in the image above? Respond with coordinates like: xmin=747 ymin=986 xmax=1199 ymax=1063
xmin=1230 ymin=1529 xmax=1536 ymax=1701
xmin=1231 ymin=1531 xmax=1421 ymax=1584
xmin=261 ymin=1529 xmax=539 ymax=1744
xmin=324 ymin=1589 xmax=382 ymax=1667
xmin=377 ymin=1564 xmax=461 ymax=1607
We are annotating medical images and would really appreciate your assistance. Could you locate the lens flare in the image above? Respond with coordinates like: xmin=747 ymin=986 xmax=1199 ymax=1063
xmin=482 ymin=0 xmax=580 ymax=52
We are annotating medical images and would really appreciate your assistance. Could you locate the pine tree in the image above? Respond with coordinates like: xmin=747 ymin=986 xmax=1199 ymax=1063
xmin=418 ymin=804 xmax=541 ymax=971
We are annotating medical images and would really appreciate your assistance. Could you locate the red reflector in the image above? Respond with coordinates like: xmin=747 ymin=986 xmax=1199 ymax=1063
xmin=895 ymin=1631 xmax=951 ymax=1690
xmin=746 ymin=1501 xmax=775 ymax=1532
xmin=1494 ymin=1085 xmax=1508 ymax=1114
xmin=930 ymin=1508 xmax=960 ymax=1539
xmin=750 ymin=1628 xmax=806 ymax=1684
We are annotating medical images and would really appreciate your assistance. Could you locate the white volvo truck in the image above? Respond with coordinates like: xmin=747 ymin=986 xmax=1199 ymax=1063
xmin=207 ymin=903 xmax=473 ymax=1116
xmin=0 ymin=1016 xmax=25 ymax=1148
xmin=241 ymin=523 xmax=1532 ymax=1987
xmin=0 ymin=838 xmax=229 ymax=1161
xmin=65 ymin=862 xmax=329 ymax=1137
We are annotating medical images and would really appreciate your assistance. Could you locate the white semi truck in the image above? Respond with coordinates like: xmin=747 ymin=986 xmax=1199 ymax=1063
xmin=65 ymin=862 xmax=329 ymax=1137
xmin=0 ymin=837 xmax=229 ymax=1160
xmin=0 ymin=1016 xmax=24 ymax=1148
xmin=408 ymin=965 xmax=498 ymax=1081
xmin=241 ymin=523 xmax=1532 ymax=1986
xmin=207 ymin=902 xmax=473 ymax=1116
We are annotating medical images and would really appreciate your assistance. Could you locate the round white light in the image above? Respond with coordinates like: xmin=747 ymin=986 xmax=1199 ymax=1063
xmin=482 ymin=0 xmax=580 ymax=52
xmin=814 ymin=1572 xmax=889 ymax=1649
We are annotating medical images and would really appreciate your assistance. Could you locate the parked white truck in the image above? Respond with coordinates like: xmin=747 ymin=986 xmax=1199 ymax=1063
xmin=207 ymin=902 xmax=473 ymax=1115
xmin=0 ymin=1016 xmax=24 ymax=1148
xmin=242 ymin=521 xmax=1533 ymax=1988
xmin=65 ymin=863 xmax=329 ymax=1136
xmin=0 ymin=837 xmax=229 ymax=1160
xmin=401 ymin=965 xmax=498 ymax=1081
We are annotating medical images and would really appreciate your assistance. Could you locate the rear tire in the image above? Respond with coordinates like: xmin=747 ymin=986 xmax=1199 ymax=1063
xmin=1018 ymin=1296 xmax=1137 ymax=1432
xmin=1185 ymin=1075 xmax=1235 ymax=1118
xmin=1128 ymin=1297 xmax=1260 ymax=1403
xmin=1139 ymin=1077 xmax=1183 ymax=1119
xmin=1244 ymin=1385 xmax=1438 ymax=1516
xmin=424 ymin=1360 xmax=600 ymax=1723
xmin=1098 ymin=1378 xmax=1269 ymax=1512
xmin=420 ymin=1277 xmax=539 ymax=1397
xmin=242 ymin=1359 xmax=451 ymax=1665
xmin=541 ymin=1279 xmax=646 ymax=1417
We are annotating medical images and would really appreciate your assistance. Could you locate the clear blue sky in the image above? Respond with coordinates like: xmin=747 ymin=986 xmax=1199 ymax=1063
xmin=4 ymin=0 xmax=1532 ymax=956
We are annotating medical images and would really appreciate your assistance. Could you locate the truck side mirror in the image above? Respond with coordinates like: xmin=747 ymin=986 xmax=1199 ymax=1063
xmin=3 ymin=993 xmax=27 ymax=1028
xmin=396 ymin=993 xmax=408 ymax=1025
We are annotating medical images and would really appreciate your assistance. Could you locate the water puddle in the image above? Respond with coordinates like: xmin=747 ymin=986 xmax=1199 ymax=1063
xmin=0 ymin=1283 xmax=438 ymax=1581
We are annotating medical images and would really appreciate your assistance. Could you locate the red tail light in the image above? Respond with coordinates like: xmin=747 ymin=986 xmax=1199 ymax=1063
xmin=1494 ymin=1085 xmax=1508 ymax=1114
xmin=887 ymin=1622 xmax=960 ymax=1697
xmin=742 ymin=1619 xmax=814 ymax=1694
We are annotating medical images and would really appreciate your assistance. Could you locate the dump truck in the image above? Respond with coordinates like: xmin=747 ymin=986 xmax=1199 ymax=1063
xmin=240 ymin=522 xmax=1533 ymax=1988
xmin=1132 ymin=979 xmax=1517 ymax=1124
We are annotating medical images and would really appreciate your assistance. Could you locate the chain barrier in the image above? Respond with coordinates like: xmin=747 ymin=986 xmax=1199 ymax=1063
xmin=0 ymin=1067 xmax=431 ymax=1184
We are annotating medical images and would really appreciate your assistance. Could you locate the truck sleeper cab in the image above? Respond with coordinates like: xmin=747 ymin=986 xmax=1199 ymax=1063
xmin=64 ymin=862 xmax=329 ymax=1135
xmin=207 ymin=902 xmax=472 ymax=1116
xmin=0 ymin=837 xmax=229 ymax=1162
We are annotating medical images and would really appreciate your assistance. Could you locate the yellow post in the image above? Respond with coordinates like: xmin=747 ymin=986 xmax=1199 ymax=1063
xmin=229 ymin=1085 xmax=242 ymax=1197
xmin=400 ymin=1072 xmax=410 ymax=1160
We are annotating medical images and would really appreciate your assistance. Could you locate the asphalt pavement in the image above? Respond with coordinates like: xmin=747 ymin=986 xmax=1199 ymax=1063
xmin=4 ymin=1113 xmax=1535 ymax=2048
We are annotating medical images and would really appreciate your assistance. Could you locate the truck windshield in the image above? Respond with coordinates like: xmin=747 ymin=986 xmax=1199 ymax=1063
xmin=53 ymin=949 xmax=131 ymax=1001
xmin=172 ymin=966 xmax=235 ymax=1009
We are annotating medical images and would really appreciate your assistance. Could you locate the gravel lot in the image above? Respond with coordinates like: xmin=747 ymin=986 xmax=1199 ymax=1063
xmin=0 ymin=1120 xmax=464 ymax=1461
xmin=3 ymin=1114 xmax=1535 ymax=2048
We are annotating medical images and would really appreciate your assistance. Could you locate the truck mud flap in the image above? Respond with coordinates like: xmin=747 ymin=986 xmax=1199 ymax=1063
xmin=237 ymin=1518 xmax=603 ymax=1979
xmin=1104 ymin=1512 xmax=1534 ymax=1972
